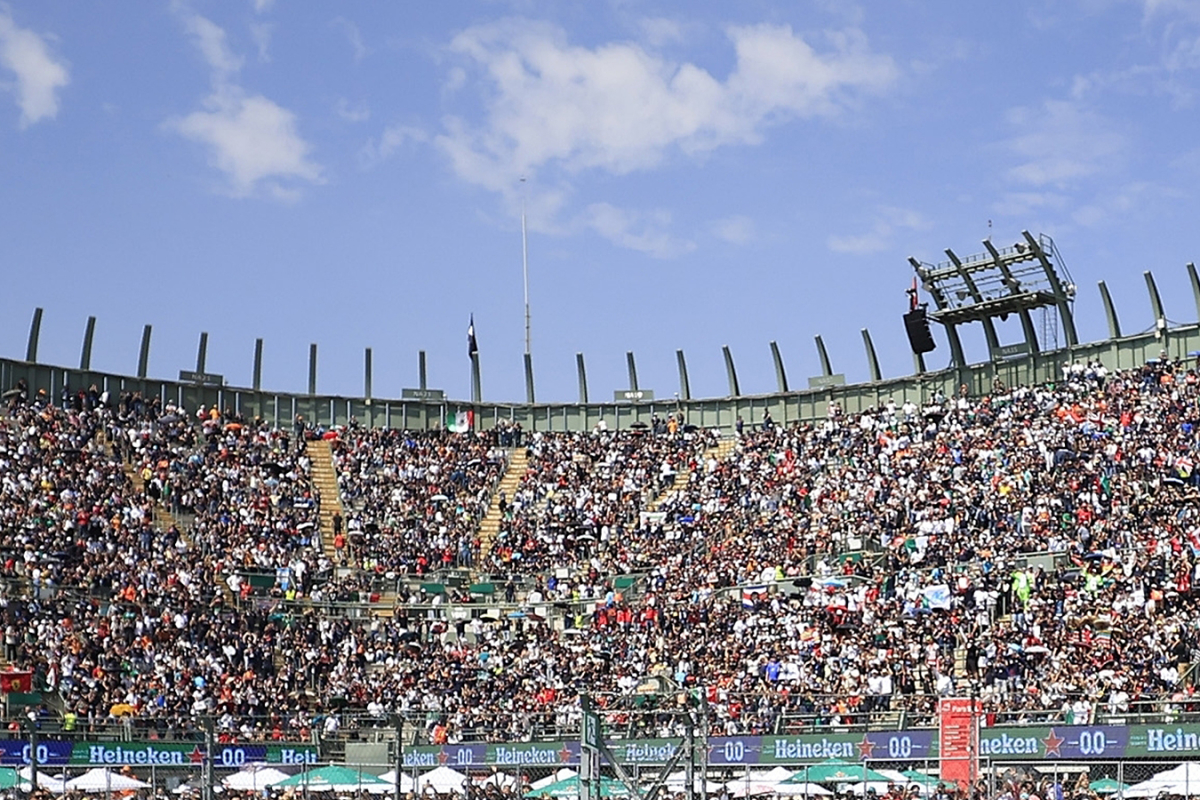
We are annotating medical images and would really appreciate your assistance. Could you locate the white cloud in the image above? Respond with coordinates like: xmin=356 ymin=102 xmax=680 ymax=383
xmin=1140 ymin=0 xmax=1200 ymax=21
xmin=333 ymin=17 xmax=368 ymax=62
xmin=0 ymin=7 xmax=69 ymax=128
xmin=827 ymin=206 xmax=927 ymax=255
xmin=359 ymin=123 xmax=427 ymax=167
xmin=335 ymin=98 xmax=370 ymax=123
xmin=435 ymin=20 xmax=896 ymax=194
xmin=638 ymin=18 xmax=686 ymax=48
xmin=582 ymin=203 xmax=694 ymax=259
xmin=252 ymin=0 xmax=274 ymax=14
xmin=170 ymin=88 xmax=321 ymax=198
xmin=184 ymin=13 xmax=242 ymax=80
xmin=1071 ymin=181 xmax=1181 ymax=227
xmin=168 ymin=11 xmax=321 ymax=199
xmin=712 ymin=215 xmax=755 ymax=244
xmin=1004 ymin=100 xmax=1124 ymax=187
xmin=991 ymin=191 xmax=1068 ymax=218
xmin=249 ymin=22 xmax=272 ymax=63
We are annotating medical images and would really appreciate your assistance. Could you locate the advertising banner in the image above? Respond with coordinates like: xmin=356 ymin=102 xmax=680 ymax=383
xmin=0 ymin=741 xmax=319 ymax=768
xmin=939 ymin=698 xmax=980 ymax=788
xmin=7 ymin=723 xmax=1200 ymax=772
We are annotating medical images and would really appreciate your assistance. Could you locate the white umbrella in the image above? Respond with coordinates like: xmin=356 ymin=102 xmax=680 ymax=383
xmin=773 ymin=783 xmax=833 ymax=796
xmin=532 ymin=769 xmax=578 ymax=791
xmin=479 ymin=774 xmax=521 ymax=791
xmin=661 ymin=771 xmax=724 ymax=793
xmin=726 ymin=781 xmax=790 ymax=797
xmin=65 ymin=768 xmax=151 ymax=793
xmin=1125 ymin=763 xmax=1200 ymax=798
xmin=379 ymin=771 xmax=416 ymax=792
xmin=222 ymin=764 xmax=290 ymax=791
xmin=417 ymin=766 xmax=468 ymax=794
xmin=843 ymin=782 xmax=899 ymax=796
xmin=759 ymin=768 xmax=798 ymax=783
xmin=18 ymin=767 xmax=66 ymax=794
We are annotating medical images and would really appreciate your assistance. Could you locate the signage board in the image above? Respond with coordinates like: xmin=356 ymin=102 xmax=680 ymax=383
xmin=613 ymin=390 xmax=654 ymax=402
xmin=0 ymin=741 xmax=319 ymax=768
xmin=939 ymin=698 xmax=980 ymax=788
xmin=808 ymin=374 xmax=846 ymax=388
xmin=15 ymin=724 xmax=1200 ymax=773
xmin=402 ymin=388 xmax=446 ymax=401
xmin=178 ymin=370 xmax=224 ymax=387
xmin=993 ymin=342 xmax=1032 ymax=360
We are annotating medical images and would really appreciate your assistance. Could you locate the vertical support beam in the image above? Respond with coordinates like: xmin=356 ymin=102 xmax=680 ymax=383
xmin=1023 ymin=230 xmax=1079 ymax=346
xmin=814 ymin=335 xmax=833 ymax=377
xmin=626 ymin=351 xmax=639 ymax=392
xmin=470 ymin=353 xmax=482 ymax=403
xmin=196 ymin=332 xmax=209 ymax=374
xmin=946 ymin=248 xmax=1001 ymax=355
xmin=910 ymin=258 xmax=966 ymax=368
xmin=79 ymin=316 xmax=96 ymax=371
xmin=1098 ymin=281 xmax=1122 ymax=339
xmin=418 ymin=351 xmax=428 ymax=390
xmin=913 ymin=352 xmax=927 ymax=375
xmin=1145 ymin=270 xmax=1166 ymax=325
xmin=252 ymin=339 xmax=263 ymax=391
xmin=676 ymin=349 xmax=691 ymax=401
xmin=1187 ymin=262 xmax=1200 ymax=323
xmin=137 ymin=325 xmax=152 ymax=378
xmin=364 ymin=347 xmax=373 ymax=399
xmin=722 ymin=345 xmax=740 ymax=397
xmin=769 ymin=341 xmax=789 ymax=393
xmin=981 ymin=240 xmax=1039 ymax=356
xmin=308 ymin=343 xmax=318 ymax=396
xmin=576 ymin=352 xmax=589 ymax=404
xmin=524 ymin=353 xmax=536 ymax=405
xmin=25 ymin=308 xmax=43 ymax=363
xmin=861 ymin=329 xmax=882 ymax=382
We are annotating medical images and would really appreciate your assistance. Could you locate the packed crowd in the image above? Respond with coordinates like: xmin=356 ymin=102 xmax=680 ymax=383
xmin=3 ymin=357 xmax=1200 ymax=748
xmin=330 ymin=427 xmax=507 ymax=573
xmin=481 ymin=419 xmax=717 ymax=573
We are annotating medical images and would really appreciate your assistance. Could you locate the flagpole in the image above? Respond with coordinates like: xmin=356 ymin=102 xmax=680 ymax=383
xmin=520 ymin=177 xmax=536 ymax=405
xmin=521 ymin=177 xmax=530 ymax=356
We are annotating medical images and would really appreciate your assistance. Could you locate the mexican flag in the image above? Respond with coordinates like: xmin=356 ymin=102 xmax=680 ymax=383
xmin=447 ymin=409 xmax=474 ymax=433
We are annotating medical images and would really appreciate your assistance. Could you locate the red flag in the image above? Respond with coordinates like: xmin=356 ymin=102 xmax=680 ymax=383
xmin=0 ymin=671 xmax=32 ymax=693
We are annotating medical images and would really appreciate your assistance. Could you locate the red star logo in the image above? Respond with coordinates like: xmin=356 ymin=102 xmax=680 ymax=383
xmin=188 ymin=746 xmax=206 ymax=764
xmin=558 ymin=745 xmax=574 ymax=763
xmin=437 ymin=749 xmax=450 ymax=765
xmin=1042 ymin=729 xmax=1064 ymax=757
xmin=857 ymin=735 xmax=876 ymax=760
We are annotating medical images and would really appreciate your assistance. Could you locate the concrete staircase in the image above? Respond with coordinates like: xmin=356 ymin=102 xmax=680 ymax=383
xmin=649 ymin=437 xmax=737 ymax=511
xmin=307 ymin=439 xmax=343 ymax=559
xmin=118 ymin=451 xmax=187 ymax=542
xmin=478 ymin=449 xmax=528 ymax=559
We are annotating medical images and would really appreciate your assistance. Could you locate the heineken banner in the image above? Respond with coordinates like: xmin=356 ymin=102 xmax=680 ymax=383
xmin=0 ymin=741 xmax=319 ymax=768
xmin=6 ymin=725 xmax=1200 ymax=770
xmin=400 ymin=725 xmax=1200 ymax=768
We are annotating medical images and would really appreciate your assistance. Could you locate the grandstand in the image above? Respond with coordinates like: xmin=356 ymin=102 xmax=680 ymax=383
xmin=4 ymin=240 xmax=1200 ymax=800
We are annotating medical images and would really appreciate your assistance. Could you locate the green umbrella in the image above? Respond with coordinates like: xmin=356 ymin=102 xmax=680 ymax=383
xmin=900 ymin=771 xmax=941 ymax=786
xmin=0 ymin=769 xmax=19 ymax=789
xmin=784 ymin=761 xmax=891 ymax=784
xmin=276 ymin=766 xmax=391 ymax=793
xmin=524 ymin=776 xmax=629 ymax=798
xmin=1089 ymin=779 xmax=1131 ymax=795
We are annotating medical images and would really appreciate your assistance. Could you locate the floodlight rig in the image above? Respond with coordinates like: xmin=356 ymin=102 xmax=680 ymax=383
xmin=908 ymin=230 xmax=1078 ymax=367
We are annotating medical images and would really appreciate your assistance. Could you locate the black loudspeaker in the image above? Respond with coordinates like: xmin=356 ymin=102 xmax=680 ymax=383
xmin=903 ymin=308 xmax=937 ymax=354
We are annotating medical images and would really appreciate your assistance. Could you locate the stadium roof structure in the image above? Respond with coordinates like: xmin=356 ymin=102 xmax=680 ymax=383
xmin=4 ymin=233 xmax=1200 ymax=432
xmin=908 ymin=230 xmax=1078 ymax=367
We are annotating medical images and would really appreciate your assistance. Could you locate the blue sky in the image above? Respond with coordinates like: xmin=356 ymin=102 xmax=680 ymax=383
xmin=2 ymin=0 xmax=1200 ymax=403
